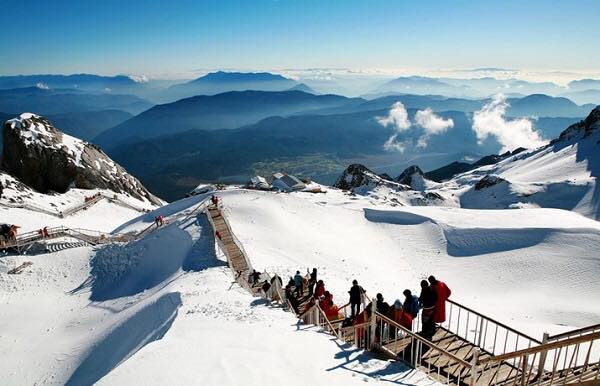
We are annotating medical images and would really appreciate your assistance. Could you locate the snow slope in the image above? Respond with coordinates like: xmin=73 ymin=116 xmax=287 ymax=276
xmin=222 ymin=189 xmax=600 ymax=338
xmin=0 ymin=192 xmax=437 ymax=386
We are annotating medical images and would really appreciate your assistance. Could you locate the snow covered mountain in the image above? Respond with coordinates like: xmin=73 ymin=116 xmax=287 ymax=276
xmin=2 ymin=113 xmax=162 ymax=205
xmin=340 ymin=105 xmax=600 ymax=220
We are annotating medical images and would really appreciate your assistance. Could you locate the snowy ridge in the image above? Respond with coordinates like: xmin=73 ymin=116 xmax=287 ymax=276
xmin=2 ymin=114 xmax=163 ymax=205
xmin=7 ymin=113 xmax=85 ymax=166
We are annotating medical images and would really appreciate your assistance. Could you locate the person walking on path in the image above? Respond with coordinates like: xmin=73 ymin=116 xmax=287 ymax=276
xmin=308 ymin=268 xmax=317 ymax=296
xmin=419 ymin=279 xmax=438 ymax=340
xmin=403 ymin=289 xmax=420 ymax=318
xmin=429 ymin=275 xmax=451 ymax=324
xmin=348 ymin=280 xmax=365 ymax=319
xmin=293 ymin=271 xmax=304 ymax=297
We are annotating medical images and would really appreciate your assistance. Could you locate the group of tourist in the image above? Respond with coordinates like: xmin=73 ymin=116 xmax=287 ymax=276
xmin=260 ymin=267 xmax=451 ymax=341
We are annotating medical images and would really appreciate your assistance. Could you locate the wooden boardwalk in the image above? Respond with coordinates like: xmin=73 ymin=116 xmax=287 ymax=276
xmin=206 ymin=203 xmax=600 ymax=386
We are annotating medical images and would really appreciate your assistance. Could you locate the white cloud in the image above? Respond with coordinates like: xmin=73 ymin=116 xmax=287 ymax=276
xmin=377 ymin=102 xmax=411 ymax=131
xmin=129 ymin=74 xmax=149 ymax=83
xmin=378 ymin=102 xmax=411 ymax=152
xmin=472 ymin=94 xmax=547 ymax=152
xmin=414 ymin=108 xmax=454 ymax=148
xmin=383 ymin=134 xmax=408 ymax=153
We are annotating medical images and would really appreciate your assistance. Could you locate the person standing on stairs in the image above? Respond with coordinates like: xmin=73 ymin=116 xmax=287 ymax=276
xmin=429 ymin=275 xmax=451 ymax=325
xmin=348 ymin=280 xmax=364 ymax=319
xmin=402 ymin=289 xmax=420 ymax=319
xmin=293 ymin=271 xmax=304 ymax=297
xmin=308 ymin=268 xmax=317 ymax=296
xmin=285 ymin=283 xmax=299 ymax=314
xmin=419 ymin=280 xmax=438 ymax=340
xmin=250 ymin=269 xmax=261 ymax=285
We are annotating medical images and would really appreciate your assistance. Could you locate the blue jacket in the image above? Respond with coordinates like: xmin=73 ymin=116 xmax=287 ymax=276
xmin=294 ymin=274 xmax=303 ymax=287
xmin=405 ymin=294 xmax=420 ymax=317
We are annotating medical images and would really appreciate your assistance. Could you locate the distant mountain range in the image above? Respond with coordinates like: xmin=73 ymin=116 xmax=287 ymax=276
xmin=95 ymin=90 xmax=357 ymax=148
xmin=157 ymin=71 xmax=300 ymax=102
xmin=0 ymin=86 xmax=152 ymax=115
xmin=0 ymin=74 xmax=149 ymax=95
xmin=374 ymin=76 xmax=567 ymax=99
xmin=102 ymin=91 xmax=590 ymax=200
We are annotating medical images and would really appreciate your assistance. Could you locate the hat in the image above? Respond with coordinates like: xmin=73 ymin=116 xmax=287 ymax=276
xmin=394 ymin=299 xmax=403 ymax=309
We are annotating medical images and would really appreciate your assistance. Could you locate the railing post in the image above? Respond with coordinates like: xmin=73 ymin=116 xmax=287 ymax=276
xmin=470 ymin=348 xmax=480 ymax=386
xmin=477 ymin=315 xmax=485 ymax=347
xmin=369 ymin=298 xmax=377 ymax=350
xmin=537 ymin=332 xmax=549 ymax=378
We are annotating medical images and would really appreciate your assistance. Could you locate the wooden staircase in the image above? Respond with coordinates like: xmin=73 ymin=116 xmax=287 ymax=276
xmin=205 ymin=203 xmax=600 ymax=386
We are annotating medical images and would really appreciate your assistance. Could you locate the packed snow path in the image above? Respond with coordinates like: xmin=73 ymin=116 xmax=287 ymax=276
xmin=207 ymin=201 xmax=600 ymax=386
xmin=1 ymin=192 xmax=147 ymax=219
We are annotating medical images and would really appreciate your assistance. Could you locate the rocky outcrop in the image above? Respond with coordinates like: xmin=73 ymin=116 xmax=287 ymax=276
xmin=553 ymin=105 xmax=600 ymax=144
xmin=396 ymin=165 xmax=424 ymax=186
xmin=2 ymin=113 xmax=162 ymax=205
xmin=334 ymin=164 xmax=408 ymax=191
xmin=474 ymin=175 xmax=507 ymax=191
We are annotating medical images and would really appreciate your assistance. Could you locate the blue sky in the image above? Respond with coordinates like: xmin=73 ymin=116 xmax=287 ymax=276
xmin=1 ymin=0 xmax=599 ymax=78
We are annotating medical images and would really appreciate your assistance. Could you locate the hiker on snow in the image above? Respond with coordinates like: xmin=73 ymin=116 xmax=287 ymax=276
xmin=348 ymin=279 xmax=364 ymax=318
xmin=293 ymin=270 xmax=304 ymax=297
xmin=261 ymin=280 xmax=271 ymax=296
xmin=392 ymin=299 xmax=413 ymax=330
xmin=285 ymin=284 xmax=299 ymax=314
xmin=250 ymin=269 xmax=261 ymax=285
xmin=308 ymin=268 xmax=317 ymax=296
xmin=313 ymin=279 xmax=325 ymax=299
xmin=419 ymin=279 xmax=438 ymax=340
xmin=429 ymin=275 xmax=451 ymax=324
xmin=376 ymin=293 xmax=390 ymax=315
xmin=403 ymin=289 xmax=420 ymax=318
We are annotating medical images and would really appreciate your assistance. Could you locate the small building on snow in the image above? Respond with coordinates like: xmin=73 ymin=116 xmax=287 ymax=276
xmin=247 ymin=175 xmax=270 ymax=190
xmin=271 ymin=173 xmax=306 ymax=192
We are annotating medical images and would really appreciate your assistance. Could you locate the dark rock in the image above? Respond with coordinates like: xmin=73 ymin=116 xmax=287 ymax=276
xmin=553 ymin=105 xmax=600 ymax=144
xmin=424 ymin=192 xmax=444 ymax=200
xmin=334 ymin=164 xmax=407 ymax=191
xmin=424 ymin=161 xmax=473 ymax=182
xmin=396 ymin=165 xmax=424 ymax=186
xmin=474 ymin=175 xmax=507 ymax=191
xmin=2 ymin=113 xmax=162 ymax=204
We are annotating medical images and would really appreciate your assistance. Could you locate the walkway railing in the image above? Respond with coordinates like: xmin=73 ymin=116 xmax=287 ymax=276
xmin=207 ymin=202 xmax=600 ymax=386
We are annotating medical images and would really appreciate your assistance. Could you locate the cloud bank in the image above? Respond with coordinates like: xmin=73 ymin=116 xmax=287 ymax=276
xmin=378 ymin=102 xmax=457 ymax=151
xmin=472 ymin=94 xmax=547 ymax=152
xmin=377 ymin=102 xmax=411 ymax=131
xmin=377 ymin=102 xmax=411 ymax=152
xmin=414 ymin=108 xmax=454 ymax=148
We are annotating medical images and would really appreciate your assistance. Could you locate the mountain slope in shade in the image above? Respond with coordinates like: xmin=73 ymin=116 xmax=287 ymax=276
xmin=96 ymin=90 xmax=355 ymax=148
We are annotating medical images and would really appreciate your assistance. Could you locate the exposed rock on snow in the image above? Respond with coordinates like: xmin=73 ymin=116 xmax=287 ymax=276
xmin=553 ymin=105 xmax=600 ymax=143
xmin=396 ymin=165 xmax=424 ymax=186
xmin=474 ymin=175 xmax=507 ymax=190
xmin=396 ymin=165 xmax=439 ymax=191
xmin=334 ymin=163 xmax=409 ymax=191
xmin=2 ymin=113 xmax=162 ymax=205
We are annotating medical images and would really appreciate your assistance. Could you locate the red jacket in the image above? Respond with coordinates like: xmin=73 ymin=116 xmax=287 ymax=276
xmin=392 ymin=308 xmax=413 ymax=330
xmin=314 ymin=283 xmax=325 ymax=298
xmin=432 ymin=281 xmax=451 ymax=323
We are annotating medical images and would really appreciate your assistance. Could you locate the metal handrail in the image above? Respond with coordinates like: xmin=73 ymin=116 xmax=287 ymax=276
xmin=447 ymin=299 xmax=543 ymax=345
xmin=547 ymin=323 xmax=600 ymax=341
xmin=478 ymin=331 xmax=600 ymax=365
xmin=375 ymin=311 xmax=473 ymax=368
